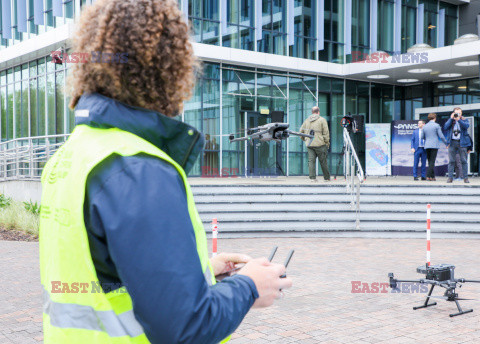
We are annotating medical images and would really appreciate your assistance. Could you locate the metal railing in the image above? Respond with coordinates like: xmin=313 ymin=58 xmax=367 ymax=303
xmin=343 ymin=128 xmax=365 ymax=229
xmin=0 ymin=134 xmax=70 ymax=181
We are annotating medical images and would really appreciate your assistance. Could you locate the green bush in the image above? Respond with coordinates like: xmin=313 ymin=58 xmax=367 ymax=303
xmin=23 ymin=200 xmax=41 ymax=215
xmin=0 ymin=199 xmax=39 ymax=237
xmin=0 ymin=194 xmax=12 ymax=208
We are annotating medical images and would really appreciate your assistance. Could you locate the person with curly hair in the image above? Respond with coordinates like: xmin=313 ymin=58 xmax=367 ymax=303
xmin=39 ymin=1 xmax=292 ymax=343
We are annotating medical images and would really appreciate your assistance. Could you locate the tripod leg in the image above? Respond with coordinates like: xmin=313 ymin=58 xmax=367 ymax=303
xmin=413 ymin=285 xmax=437 ymax=310
xmin=335 ymin=145 xmax=345 ymax=180
xmin=449 ymin=300 xmax=473 ymax=317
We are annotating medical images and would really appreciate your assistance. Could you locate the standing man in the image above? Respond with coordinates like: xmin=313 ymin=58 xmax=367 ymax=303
xmin=411 ymin=120 xmax=427 ymax=181
xmin=300 ymin=106 xmax=330 ymax=182
xmin=422 ymin=113 xmax=447 ymax=181
xmin=444 ymin=107 xmax=470 ymax=183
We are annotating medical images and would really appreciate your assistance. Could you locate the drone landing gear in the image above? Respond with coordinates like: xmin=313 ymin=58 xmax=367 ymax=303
xmin=450 ymin=300 xmax=473 ymax=317
xmin=413 ymin=285 xmax=474 ymax=317
xmin=413 ymin=285 xmax=437 ymax=310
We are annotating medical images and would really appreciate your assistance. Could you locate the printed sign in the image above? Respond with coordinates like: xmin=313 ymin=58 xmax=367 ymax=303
xmin=365 ymin=124 xmax=391 ymax=176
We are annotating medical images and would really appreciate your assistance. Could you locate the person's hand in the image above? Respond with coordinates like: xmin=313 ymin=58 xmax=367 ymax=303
xmin=451 ymin=113 xmax=455 ymax=119
xmin=210 ymin=253 xmax=251 ymax=277
xmin=411 ymin=148 xmax=415 ymax=153
xmin=446 ymin=145 xmax=449 ymax=149
xmin=237 ymin=258 xmax=293 ymax=308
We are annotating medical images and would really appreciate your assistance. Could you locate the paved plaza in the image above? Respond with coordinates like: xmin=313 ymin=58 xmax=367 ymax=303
xmin=1 ymin=237 xmax=480 ymax=343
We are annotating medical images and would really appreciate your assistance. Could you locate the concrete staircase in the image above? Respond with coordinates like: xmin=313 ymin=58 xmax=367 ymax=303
xmin=192 ymin=184 xmax=480 ymax=237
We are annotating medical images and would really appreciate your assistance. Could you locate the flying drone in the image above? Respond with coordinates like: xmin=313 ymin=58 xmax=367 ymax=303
xmin=229 ymin=122 xmax=314 ymax=144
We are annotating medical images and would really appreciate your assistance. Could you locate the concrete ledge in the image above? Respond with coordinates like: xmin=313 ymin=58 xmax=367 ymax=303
xmin=0 ymin=181 xmax=42 ymax=203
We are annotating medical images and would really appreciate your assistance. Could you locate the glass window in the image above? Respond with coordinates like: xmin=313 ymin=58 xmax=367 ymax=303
xmin=401 ymin=0 xmax=416 ymax=53
xmin=38 ymin=58 xmax=46 ymax=75
xmin=29 ymin=61 xmax=37 ymax=77
xmin=440 ymin=2 xmax=457 ymax=46
xmin=290 ymin=0 xmax=316 ymax=60
xmin=319 ymin=0 xmax=344 ymax=63
xmin=289 ymin=75 xmax=316 ymax=175
xmin=189 ymin=0 xmax=220 ymax=45
xmin=258 ymin=0 xmax=288 ymax=55
xmin=224 ymin=0 xmax=254 ymax=50
xmin=371 ymin=83 xmax=393 ymax=123
xmin=348 ymin=0 xmax=369 ymax=63
xmin=46 ymin=0 xmax=55 ymax=31
xmin=221 ymin=66 xmax=255 ymax=176
xmin=419 ymin=0 xmax=437 ymax=48
xmin=47 ymin=72 xmax=55 ymax=135
xmin=184 ymin=63 xmax=220 ymax=176
xmin=7 ymin=84 xmax=13 ymax=140
xmin=1 ymin=87 xmax=6 ymax=141
xmin=28 ymin=0 xmax=38 ymax=36
xmin=38 ymin=74 xmax=46 ymax=136
xmin=378 ymin=0 xmax=394 ymax=54
xmin=56 ymin=71 xmax=65 ymax=135
xmin=30 ymin=78 xmax=38 ymax=137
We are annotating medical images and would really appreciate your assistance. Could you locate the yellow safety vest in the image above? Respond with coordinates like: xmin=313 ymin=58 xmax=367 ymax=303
xmin=39 ymin=124 xmax=227 ymax=343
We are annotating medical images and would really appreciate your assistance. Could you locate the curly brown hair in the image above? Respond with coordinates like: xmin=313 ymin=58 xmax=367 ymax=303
xmin=68 ymin=0 xmax=197 ymax=117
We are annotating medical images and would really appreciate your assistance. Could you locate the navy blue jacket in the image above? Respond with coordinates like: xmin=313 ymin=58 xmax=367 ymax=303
xmin=75 ymin=93 xmax=258 ymax=344
xmin=443 ymin=118 xmax=470 ymax=147
xmin=410 ymin=129 xmax=425 ymax=150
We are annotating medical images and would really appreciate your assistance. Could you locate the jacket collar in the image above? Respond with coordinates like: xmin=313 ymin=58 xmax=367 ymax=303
xmin=309 ymin=114 xmax=320 ymax=122
xmin=74 ymin=93 xmax=204 ymax=174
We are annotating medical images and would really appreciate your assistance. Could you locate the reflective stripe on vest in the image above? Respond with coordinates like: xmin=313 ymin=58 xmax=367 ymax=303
xmin=43 ymin=288 xmax=144 ymax=338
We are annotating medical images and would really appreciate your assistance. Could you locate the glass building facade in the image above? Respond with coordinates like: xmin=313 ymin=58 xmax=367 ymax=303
xmin=2 ymin=1 xmax=460 ymax=56
xmin=2 ymin=0 xmax=475 ymax=176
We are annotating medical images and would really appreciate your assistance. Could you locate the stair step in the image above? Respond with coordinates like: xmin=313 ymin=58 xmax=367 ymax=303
xmin=195 ymin=202 xmax=479 ymax=213
xmin=200 ymin=221 xmax=479 ymax=233
xmin=199 ymin=212 xmax=480 ymax=223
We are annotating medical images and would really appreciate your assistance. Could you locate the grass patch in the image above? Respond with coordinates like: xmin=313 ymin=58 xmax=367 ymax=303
xmin=0 ymin=201 xmax=39 ymax=238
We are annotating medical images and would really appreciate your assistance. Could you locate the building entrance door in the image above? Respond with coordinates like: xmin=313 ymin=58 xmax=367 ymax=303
xmin=245 ymin=111 xmax=283 ymax=176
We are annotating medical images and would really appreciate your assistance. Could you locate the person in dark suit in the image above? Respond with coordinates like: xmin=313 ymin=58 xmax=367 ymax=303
xmin=411 ymin=120 xmax=427 ymax=181
xmin=421 ymin=113 xmax=448 ymax=181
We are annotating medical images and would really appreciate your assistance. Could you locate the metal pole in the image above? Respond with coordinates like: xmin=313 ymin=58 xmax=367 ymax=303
xmin=29 ymin=137 xmax=33 ymax=179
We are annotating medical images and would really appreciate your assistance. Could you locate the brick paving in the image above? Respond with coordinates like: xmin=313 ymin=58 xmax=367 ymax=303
xmin=1 ymin=237 xmax=480 ymax=343
xmin=0 ymin=241 xmax=42 ymax=344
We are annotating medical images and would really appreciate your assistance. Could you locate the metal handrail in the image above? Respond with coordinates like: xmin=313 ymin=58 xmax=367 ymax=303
xmin=0 ymin=134 xmax=70 ymax=181
xmin=343 ymin=128 xmax=364 ymax=229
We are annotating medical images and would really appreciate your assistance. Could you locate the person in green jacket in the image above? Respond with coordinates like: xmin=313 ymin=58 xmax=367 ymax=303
xmin=300 ymin=107 xmax=331 ymax=182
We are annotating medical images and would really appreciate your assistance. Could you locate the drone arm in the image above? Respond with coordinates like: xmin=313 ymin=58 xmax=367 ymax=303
xmin=388 ymin=273 xmax=426 ymax=289
xmin=286 ymin=130 xmax=314 ymax=139
xmin=457 ymin=279 xmax=480 ymax=283
xmin=229 ymin=137 xmax=249 ymax=143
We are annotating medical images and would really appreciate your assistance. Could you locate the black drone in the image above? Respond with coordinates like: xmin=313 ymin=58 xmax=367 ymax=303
xmin=389 ymin=264 xmax=480 ymax=317
xmin=229 ymin=122 xmax=314 ymax=144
